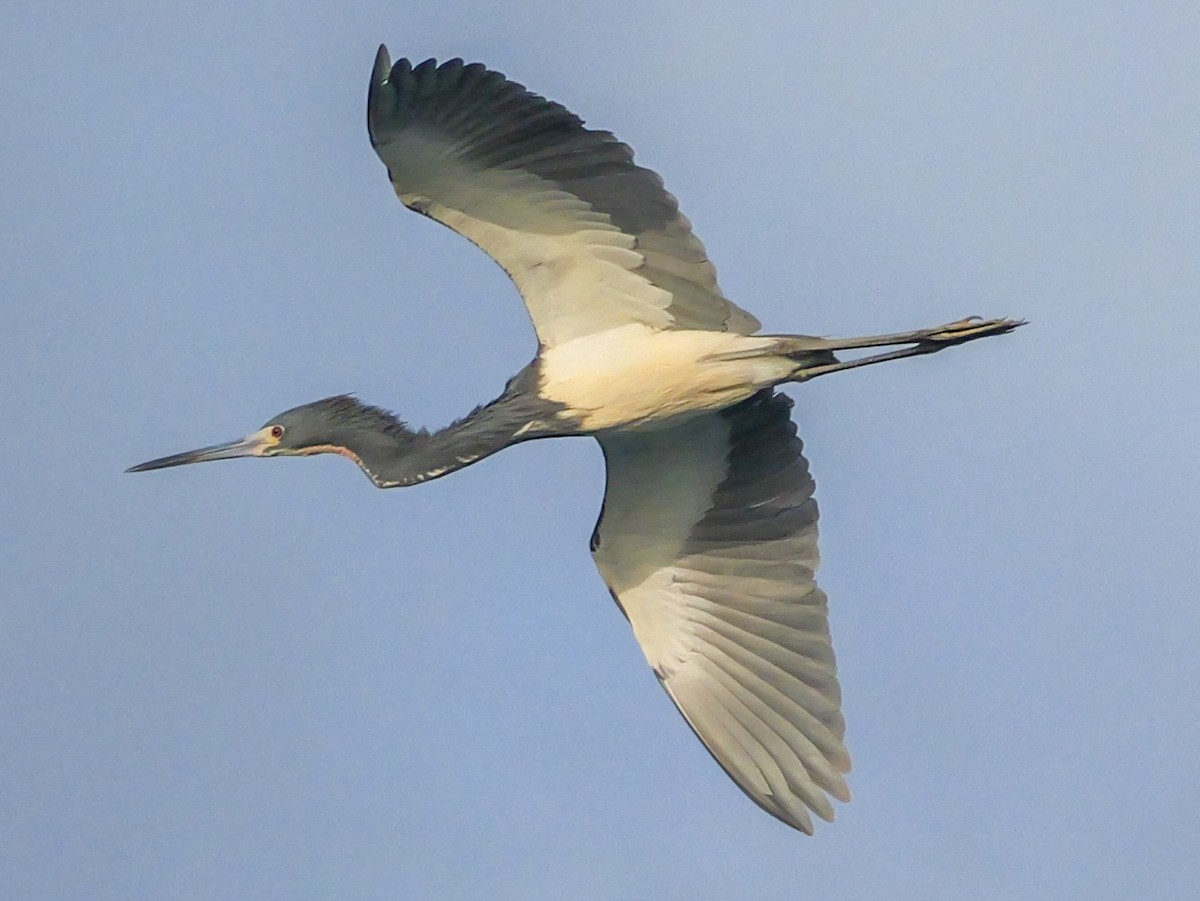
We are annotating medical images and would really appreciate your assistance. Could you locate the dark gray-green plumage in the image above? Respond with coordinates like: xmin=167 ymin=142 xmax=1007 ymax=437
xmin=271 ymin=366 xmax=567 ymax=487
xmin=368 ymin=55 xmax=678 ymax=234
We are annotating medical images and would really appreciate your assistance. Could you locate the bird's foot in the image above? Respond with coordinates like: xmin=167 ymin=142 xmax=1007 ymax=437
xmin=921 ymin=316 xmax=1027 ymax=345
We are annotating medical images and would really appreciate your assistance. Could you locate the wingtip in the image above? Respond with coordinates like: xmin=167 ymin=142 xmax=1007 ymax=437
xmin=368 ymin=45 xmax=394 ymax=142
xmin=372 ymin=44 xmax=391 ymax=86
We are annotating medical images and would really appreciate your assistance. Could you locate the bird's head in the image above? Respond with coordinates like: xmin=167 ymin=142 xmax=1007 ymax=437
xmin=127 ymin=395 xmax=411 ymax=473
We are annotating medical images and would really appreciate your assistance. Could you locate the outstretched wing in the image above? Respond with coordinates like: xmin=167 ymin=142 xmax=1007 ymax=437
xmin=367 ymin=46 xmax=761 ymax=348
xmin=592 ymin=391 xmax=849 ymax=833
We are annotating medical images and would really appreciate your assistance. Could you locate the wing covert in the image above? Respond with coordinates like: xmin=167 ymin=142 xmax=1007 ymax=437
xmin=592 ymin=391 xmax=849 ymax=833
xmin=367 ymin=46 xmax=761 ymax=346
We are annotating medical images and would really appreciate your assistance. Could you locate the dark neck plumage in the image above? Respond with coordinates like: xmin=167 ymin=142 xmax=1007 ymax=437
xmin=325 ymin=376 xmax=564 ymax=488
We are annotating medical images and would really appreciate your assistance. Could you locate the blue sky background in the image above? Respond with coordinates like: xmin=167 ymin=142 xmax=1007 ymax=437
xmin=4 ymin=2 xmax=1198 ymax=898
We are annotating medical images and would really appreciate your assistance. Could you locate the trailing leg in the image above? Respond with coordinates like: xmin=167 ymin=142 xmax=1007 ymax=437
xmin=778 ymin=316 xmax=1024 ymax=383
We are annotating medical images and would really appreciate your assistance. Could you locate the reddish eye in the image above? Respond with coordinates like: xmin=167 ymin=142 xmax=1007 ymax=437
xmin=270 ymin=425 xmax=284 ymax=439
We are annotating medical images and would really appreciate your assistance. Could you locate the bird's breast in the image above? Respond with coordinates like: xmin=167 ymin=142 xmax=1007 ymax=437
xmin=537 ymin=325 xmax=792 ymax=432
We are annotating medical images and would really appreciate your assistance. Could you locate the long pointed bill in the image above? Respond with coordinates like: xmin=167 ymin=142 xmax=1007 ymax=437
xmin=126 ymin=430 xmax=274 ymax=473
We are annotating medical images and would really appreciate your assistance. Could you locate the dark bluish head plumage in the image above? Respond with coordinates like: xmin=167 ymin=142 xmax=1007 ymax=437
xmin=265 ymin=395 xmax=411 ymax=453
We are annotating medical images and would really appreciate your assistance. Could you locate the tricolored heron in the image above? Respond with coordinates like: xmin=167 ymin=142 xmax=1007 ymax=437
xmin=130 ymin=46 xmax=1021 ymax=834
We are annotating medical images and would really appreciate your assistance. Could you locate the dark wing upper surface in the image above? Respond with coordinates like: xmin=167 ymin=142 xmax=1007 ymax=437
xmin=592 ymin=391 xmax=849 ymax=833
xmin=367 ymin=46 xmax=761 ymax=347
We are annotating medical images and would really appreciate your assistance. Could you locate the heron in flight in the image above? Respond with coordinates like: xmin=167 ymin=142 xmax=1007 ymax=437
xmin=130 ymin=46 xmax=1021 ymax=834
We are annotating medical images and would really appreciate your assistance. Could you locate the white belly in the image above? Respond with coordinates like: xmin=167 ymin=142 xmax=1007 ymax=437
xmin=538 ymin=324 xmax=793 ymax=431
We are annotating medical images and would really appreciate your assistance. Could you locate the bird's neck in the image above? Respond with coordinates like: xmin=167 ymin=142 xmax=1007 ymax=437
xmin=336 ymin=375 xmax=565 ymax=488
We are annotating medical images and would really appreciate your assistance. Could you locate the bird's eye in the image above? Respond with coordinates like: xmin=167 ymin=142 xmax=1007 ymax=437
xmin=270 ymin=425 xmax=284 ymax=440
